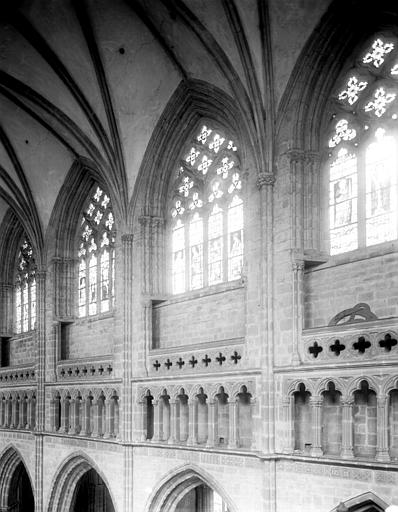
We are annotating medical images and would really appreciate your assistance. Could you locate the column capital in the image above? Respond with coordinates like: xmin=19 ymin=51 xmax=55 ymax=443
xmin=256 ymin=172 xmax=276 ymax=189
xmin=121 ymin=233 xmax=134 ymax=243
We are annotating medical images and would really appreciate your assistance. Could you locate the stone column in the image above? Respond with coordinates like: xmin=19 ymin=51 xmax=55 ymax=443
xmin=283 ymin=395 xmax=295 ymax=453
xmin=228 ymin=399 xmax=238 ymax=449
xmin=69 ymin=392 xmax=79 ymax=435
xmin=376 ymin=395 xmax=390 ymax=462
xmin=152 ymin=400 xmax=160 ymax=442
xmin=60 ymin=393 xmax=70 ymax=433
xmin=11 ymin=393 xmax=18 ymax=429
xmin=187 ymin=397 xmax=197 ymax=445
xmin=91 ymin=393 xmax=101 ymax=437
xmin=341 ymin=398 xmax=354 ymax=459
xmin=291 ymin=261 xmax=304 ymax=366
xmin=18 ymin=396 xmax=25 ymax=429
xmin=26 ymin=393 xmax=32 ymax=430
xmin=49 ymin=396 xmax=56 ymax=432
xmin=168 ymin=399 xmax=177 ymax=444
xmin=257 ymin=171 xmax=276 ymax=455
xmin=310 ymin=396 xmax=323 ymax=456
xmin=0 ymin=396 xmax=4 ymax=428
xmin=206 ymin=400 xmax=216 ymax=447
xmin=114 ymin=396 xmax=120 ymax=439
xmin=3 ymin=397 xmax=10 ymax=428
xmin=103 ymin=391 xmax=113 ymax=439
xmin=79 ymin=393 xmax=90 ymax=436
xmin=250 ymin=397 xmax=257 ymax=451
xmin=140 ymin=400 xmax=147 ymax=441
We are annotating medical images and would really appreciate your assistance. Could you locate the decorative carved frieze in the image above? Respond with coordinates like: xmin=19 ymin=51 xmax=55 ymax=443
xmin=302 ymin=318 xmax=398 ymax=364
xmin=56 ymin=357 xmax=113 ymax=381
xmin=149 ymin=341 xmax=244 ymax=375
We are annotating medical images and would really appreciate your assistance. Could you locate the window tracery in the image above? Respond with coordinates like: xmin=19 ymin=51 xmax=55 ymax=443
xmin=78 ymin=186 xmax=116 ymax=317
xmin=328 ymin=35 xmax=398 ymax=255
xmin=15 ymin=237 xmax=36 ymax=334
xmin=169 ymin=124 xmax=243 ymax=294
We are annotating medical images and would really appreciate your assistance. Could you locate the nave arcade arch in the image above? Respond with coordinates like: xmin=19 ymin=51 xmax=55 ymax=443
xmin=147 ymin=465 xmax=234 ymax=512
xmin=46 ymin=453 xmax=116 ymax=512
xmin=0 ymin=446 xmax=34 ymax=512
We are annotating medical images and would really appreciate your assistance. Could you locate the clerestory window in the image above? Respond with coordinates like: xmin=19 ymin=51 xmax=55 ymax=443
xmin=328 ymin=35 xmax=398 ymax=255
xmin=77 ymin=186 xmax=116 ymax=317
xmin=15 ymin=237 xmax=36 ymax=334
xmin=169 ymin=124 xmax=244 ymax=294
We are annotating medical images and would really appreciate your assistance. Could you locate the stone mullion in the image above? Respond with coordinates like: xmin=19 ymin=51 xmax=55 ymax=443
xmin=257 ymin=172 xmax=276 ymax=455
xmin=376 ymin=395 xmax=390 ymax=462
xmin=310 ymin=397 xmax=323 ymax=456
xmin=168 ymin=400 xmax=177 ymax=444
xmin=341 ymin=399 xmax=354 ymax=459
xmin=206 ymin=400 xmax=216 ymax=447
xmin=5 ymin=397 xmax=11 ymax=428
xmin=228 ymin=399 xmax=238 ymax=448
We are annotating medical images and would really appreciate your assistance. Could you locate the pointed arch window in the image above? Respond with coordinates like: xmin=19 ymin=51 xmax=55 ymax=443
xmin=328 ymin=35 xmax=398 ymax=255
xmin=169 ymin=124 xmax=243 ymax=294
xmin=77 ymin=186 xmax=116 ymax=317
xmin=15 ymin=237 xmax=36 ymax=334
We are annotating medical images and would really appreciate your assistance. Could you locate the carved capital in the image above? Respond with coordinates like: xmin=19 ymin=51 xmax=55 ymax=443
xmin=286 ymin=149 xmax=306 ymax=164
xmin=139 ymin=215 xmax=164 ymax=227
xmin=121 ymin=233 xmax=134 ymax=243
xmin=292 ymin=261 xmax=305 ymax=272
xmin=256 ymin=172 xmax=276 ymax=189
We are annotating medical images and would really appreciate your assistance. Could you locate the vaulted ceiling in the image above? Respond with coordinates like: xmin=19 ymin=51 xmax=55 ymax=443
xmin=0 ymin=0 xmax=331 ymax=248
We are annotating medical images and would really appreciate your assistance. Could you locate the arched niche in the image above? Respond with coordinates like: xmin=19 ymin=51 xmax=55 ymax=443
xmin=147 ymin=465 xmax=236 ymax=512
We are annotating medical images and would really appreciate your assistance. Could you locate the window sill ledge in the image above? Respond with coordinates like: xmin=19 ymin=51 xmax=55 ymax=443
xmin=306 ymin=239 xmax=398 ymax=272
xmin=73 ymin=311 xmax=115 ymax=326
xmin=152 ymin=279 xmax=245 ymax=307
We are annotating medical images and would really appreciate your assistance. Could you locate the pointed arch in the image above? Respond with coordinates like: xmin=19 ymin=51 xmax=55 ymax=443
xmin=276 ymin=0 xmax=398 ymax=151
xmin=46 ymin=451 xmax=117 ymax=512
xmin=0 ymin=445 xmax=34 ymax=510
xmin=46 ymin=157 xmax=122 ymax=259
xmin=146 ymin=464 xmax=237 ymax=512
xmin=330 ymin=491 xmax=388 ymax=511
xmin=130 ymin=79 xmax=256 ymax=225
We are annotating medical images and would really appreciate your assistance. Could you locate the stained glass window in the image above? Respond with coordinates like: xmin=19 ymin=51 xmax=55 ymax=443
xmin=78 ymin=186 xmax=116 ymax=317
xmin=329 ymin=35 xmax=398 ymax=255
xmin=15 ymin=237 xmax=36 ymax=334
xmin=169 ymin=124 xmax=243 ymax=293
